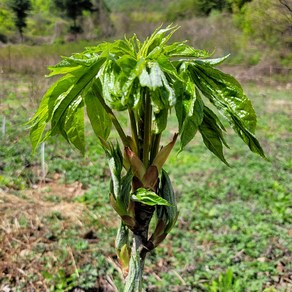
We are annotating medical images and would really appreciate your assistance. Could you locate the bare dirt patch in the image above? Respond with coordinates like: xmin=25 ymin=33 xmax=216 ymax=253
xmin=0 ymin=180 xmax=89 ymax=290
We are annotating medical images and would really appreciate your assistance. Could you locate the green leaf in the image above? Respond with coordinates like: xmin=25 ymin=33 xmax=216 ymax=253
xmin=156 ymin=54 xmax=182 ymax=81
xmin=50 ymin=59 xmax=105 ymax=136
xmin=107 ymin=143 xmax=123 ymax=198
xmin=139 ymin=24 xmax=179 ymax=57
xmin=115 ymin=222 xmax=129 ymax=251
xmin=199 ymin=111 xmax=229 ymax=166
xmin=157 ymin=169 xmax=178 ymax=234
xmin=84 ymin=83 xmax=112 ymax=140
xmin=149 ymin=62 xmax=164 ymax=88
xmin=195 ymin=54 xmax=230 ymax=66
xmin=28 ymin=75 xmax=77 ymax=152
xmin=203 ymin=106 xmax=229 ymax=148
xmin=131 ymin=188 xmax=170 ymax=206
xmin=139 ymin=62 xmax=165 ymax=90
xmin=146 ymin=64 xmax=176 ymax=112
xmin=119 ymin=171 xmax=133 ymax=209
xmin=230 ymin=113 xmax=266 ymax=158
xmin=58 ymin=95 xmax=85 ymax=154
xmin=29 ymin=56 xmax=105 ymax=153
xmin=191 ymin=63 xmax=257 ymax=131
xmin=165 ymin=42 xmax=211 ymax=58
xmin=190 ymin=63 xmax=266 ymax=158
xmin=153 ymin=109 xmax=168 ymax=134
xmin=176 ymin=83 xmax=204 ymax=150
xmin=102 ymin=58 xmax=139 ymax=111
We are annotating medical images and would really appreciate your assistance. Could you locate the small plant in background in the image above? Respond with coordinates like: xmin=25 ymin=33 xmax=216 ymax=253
xmin=205 ymin=268 xmax=243 ymax=292
xmin=28 ymin=25 xmax=265 ymax=291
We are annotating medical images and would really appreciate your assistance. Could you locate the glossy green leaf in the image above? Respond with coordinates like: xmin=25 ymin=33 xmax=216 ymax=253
xmin=156 ymin=169 xmax=178 ymax=234
xmin=115 ymin=221 xmax=129 ymax=251
xmin=28 ymin=75 xmax=77 ymax=152
xmin=139 ymin=24 xmax=179 ymax=57
xmin=164 ymin=42 xmax=211 ymax=58
xmin=29 ymin=57 xmax=105 ymax=153
xmin=190 ymin=63 xmax=266 ymax=158
xmin=153 ymin=109 xmax=168 ymax=134
xmin=58 ymin=95 xmax=85 ymax=154
xmin=230 ymin=113 xmax=266 ymax=158
xmin=107 ymin=143 xmax=123 ymax=198
xmin=195 ymin=54 xmax=230 ymax=66
xmin=101 ymin=58 xmax=139 ymax=111
xmin=149 ymin=70 xmax=176 ymax=112
xmin=119 ymin=171 xmax=133 ymax=209
xmin=50 ymin=61 xmax=103 ymax=135
xmin=191 ymin=63 xmax=256 ymax=132
xmin=131 ymin=188 xmax=170 ymax=206
xmin=156 ymin=54 xmax=182 ymax=81
xmin=203 ymin=106 xmax=229 ymax=148
xmin=176 ymin=82 xmax=204 ymax=150
xmin=84 ymin=83 xmax=112 ymax=140
xmin=199 ymin=112 xmax=229 ymax=166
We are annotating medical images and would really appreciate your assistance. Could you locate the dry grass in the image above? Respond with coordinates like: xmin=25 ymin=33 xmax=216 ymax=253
xmin=0 ymin=180 xmax=100 ymax=291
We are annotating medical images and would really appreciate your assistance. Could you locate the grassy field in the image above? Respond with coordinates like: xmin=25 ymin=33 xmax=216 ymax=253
xmin=0 ymin=73 xmax=291 ymax=291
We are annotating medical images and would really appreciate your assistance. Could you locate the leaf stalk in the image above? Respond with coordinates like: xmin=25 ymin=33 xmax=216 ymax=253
xmin=142 ymin=92 xmax=152 ymax=167
xmin=93 ymin=84 xmax=129 ymax=147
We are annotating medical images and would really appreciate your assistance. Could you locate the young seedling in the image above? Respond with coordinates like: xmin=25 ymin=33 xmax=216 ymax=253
xmin=28 ymin=25 xmax=265 ymax=291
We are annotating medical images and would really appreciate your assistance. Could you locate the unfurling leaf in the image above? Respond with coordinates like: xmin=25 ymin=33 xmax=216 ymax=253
xmin=156 ymin=169 xmax=178 ymax=234
xmin=118 ymin=244 xmax=131 ymax=271
xmin=116 ymin=221 xmax=129 ymax=251
xmin=124 ymin=147 xmax=146 ymax=180
xmin=131 ymin=188 xmax=170 ymax=206
xmin=116 ymin=222 xmax=131 ymax=271
xmin=152 ymin=133 xmax=178 ymax=172
xmin=142 ymin=165 xmax=159 ymax=190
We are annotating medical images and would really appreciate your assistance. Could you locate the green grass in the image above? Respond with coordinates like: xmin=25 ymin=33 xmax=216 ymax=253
xmin=0 ymin=40 xmax=104 ymax=74
xmin=0 ymin=76 xmax=291 ymax=291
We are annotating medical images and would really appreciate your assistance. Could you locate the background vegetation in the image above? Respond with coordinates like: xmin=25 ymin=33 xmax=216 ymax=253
xmin=0 ymin=0 xmax=291 ymax=290
xmin=0 ymin=0 xmax=291 ymax=67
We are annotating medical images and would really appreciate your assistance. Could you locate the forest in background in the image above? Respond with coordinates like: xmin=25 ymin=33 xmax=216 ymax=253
xmin=0 ymin=0 xmax=291 ymax=72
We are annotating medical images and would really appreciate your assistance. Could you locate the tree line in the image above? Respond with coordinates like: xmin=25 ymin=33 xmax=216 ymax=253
xmin=1 ymin=0 xmax=291 ymax=54
xmin=2 ymin=0 xmax=111 ymax=42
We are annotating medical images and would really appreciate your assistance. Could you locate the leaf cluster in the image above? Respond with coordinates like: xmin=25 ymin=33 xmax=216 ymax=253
xmin=28 ymin=24 xmax=265 ymax=165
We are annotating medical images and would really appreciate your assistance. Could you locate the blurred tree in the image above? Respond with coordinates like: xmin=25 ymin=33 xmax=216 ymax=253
xmin=91 ymin=0 xmax=115 ymax=37
xmin=166 ymin=0 xmax=236 ymax=21
xmin=0 ymin=4 xmax=14 ymax=42
xmin=240 ymin=0 xmax=292 ymax=48
xmin=226 ymin=0 xmax=252 ymax=12
xmin=7 ymin=0 xmax=32 ymax=42
xmin=53 ymin=0 xmax=93 ymax=39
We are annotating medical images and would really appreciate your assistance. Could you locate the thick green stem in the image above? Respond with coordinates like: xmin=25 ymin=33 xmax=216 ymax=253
xmin=150 ymin=133 xmax=161 ymax=164
xmin=142 ymin=93 xmax=152 ymax=167
xmin=129 ymin=109 xmax=139 ymax=154
xmin=124 ymin=234 xmax=146 ymax=292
